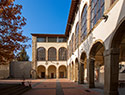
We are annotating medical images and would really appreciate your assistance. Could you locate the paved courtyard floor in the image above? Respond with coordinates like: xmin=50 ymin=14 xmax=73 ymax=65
xmin=22 ymin=79 xmax=101 ymax=95
xmin=0 ymin=79 xmax=125 ymax=95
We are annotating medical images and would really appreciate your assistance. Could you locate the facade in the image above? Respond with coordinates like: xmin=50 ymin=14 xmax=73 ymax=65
xmin=32 ymin=0 xmax=125 ymax=95
xmin=32 ymin=34 xmax=67 ymax=79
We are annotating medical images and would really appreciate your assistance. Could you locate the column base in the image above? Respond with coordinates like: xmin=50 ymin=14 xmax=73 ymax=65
xmin=104 ymin=91 xmax=119 ymax=95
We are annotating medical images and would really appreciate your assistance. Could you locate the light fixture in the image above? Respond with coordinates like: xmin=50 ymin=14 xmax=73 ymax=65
xmin=102 ymin=14 xmax=108 ymax=22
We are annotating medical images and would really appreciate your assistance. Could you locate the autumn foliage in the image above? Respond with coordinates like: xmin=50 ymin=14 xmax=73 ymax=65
xmin=0 ymin=0 xmax=30 ymax=64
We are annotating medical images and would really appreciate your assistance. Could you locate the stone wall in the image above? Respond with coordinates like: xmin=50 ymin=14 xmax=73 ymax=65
xmin=10 ymin=61 xmax=32 ymax=79
xmin=0 ymin=65 xmax=9 ymax=79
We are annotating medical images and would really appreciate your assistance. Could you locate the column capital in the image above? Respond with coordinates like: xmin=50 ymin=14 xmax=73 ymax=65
xmin=104 ymin=48 xmax=119 ymax=56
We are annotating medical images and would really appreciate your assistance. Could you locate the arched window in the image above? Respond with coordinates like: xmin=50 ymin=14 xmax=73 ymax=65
xmin=37 ymin=47 xmax=46 ymax=61
xmin=75 ymin=23 xmax=79 ymax=50
xmin=71 ymin=34 xmax=74 ymax=53
xmin=48 ymin=47 xmax=57 ymax=61
xmin=91 ymin=0 xmax=104 ymax=29
xmin=81 ymin=5 xmax=87 ymax=42
xmin=59 ymin=47 xmax=67 ymax=61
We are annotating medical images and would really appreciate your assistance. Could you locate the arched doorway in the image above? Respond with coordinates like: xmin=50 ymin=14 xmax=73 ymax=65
xmin=80 ymin=52 xmax=87 ymax=84
xmin=104 ymin=19 xmax=125 ymax=95
xmin=75 ymin=58 xmax=78 ymax=82
xmin=48 ymin=65 xmax=56 ymax=78
xmin=72 ymin=62 xmax=75 ymax=81
xmin=88 ymin=41 xmax=105 ymax=88
xmin=59 ymin=65 xmax=67 ymax=78
xmin=69 ymin=64 xmax=72 ymax=80
xmin=37 ymin=65 xmax=46 ymax=79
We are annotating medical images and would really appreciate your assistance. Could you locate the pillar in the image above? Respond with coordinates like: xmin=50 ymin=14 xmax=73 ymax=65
xmin=78 ymin=62 xmax=84 ymax=84
xmin=46 ymin=68 xmax=48 ymax=79
xmin=56 ymin=68 xmax=59 ymax=79
xmin=104 ymin=48 xmax=119 ymax=95
xmin=87 ymin=58 xmax=95 ymax=88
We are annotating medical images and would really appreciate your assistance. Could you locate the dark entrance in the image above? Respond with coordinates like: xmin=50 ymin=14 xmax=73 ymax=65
xmin=51 ymin=73 xmax=54 ymax=78
xmin=60 ymin=72 xmax=64 ymax=78
xmin=41 ymin=72 xmax=45 ymax=78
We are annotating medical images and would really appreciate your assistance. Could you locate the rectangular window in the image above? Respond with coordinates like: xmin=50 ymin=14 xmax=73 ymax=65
xmin=37 ymin=37 xmax=46 ymax=42
xmin=58 ymin=37 xmax=66 ymax=42
xmin=48 ymin=37 xmax=57 ymax=42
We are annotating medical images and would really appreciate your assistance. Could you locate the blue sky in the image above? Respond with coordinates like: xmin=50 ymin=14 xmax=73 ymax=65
xmin=15 ymin=0 xmax=71 ymax=61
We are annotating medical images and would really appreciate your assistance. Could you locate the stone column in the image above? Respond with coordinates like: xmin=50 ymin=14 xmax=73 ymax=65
xmin=104 ymin=48 xmax=119 ymax=95
xmin=87 ymin=58 xmax=95 ymax=88
xmin=78 ymin=63 xmax=84 ymax=84
xmin=56 ymin=68 xmax=59 ymax=79
xmin=46 ymin=68 xmax=48 ymax=79
xmin=32 ymin=36 xmax=37 ymax=79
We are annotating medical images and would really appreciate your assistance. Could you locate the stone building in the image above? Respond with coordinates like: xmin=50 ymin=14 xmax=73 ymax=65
xmin=32 ymin=34 xmax=67 ymax=79
xmin=32 ymin=0 xmax=125 ymax=95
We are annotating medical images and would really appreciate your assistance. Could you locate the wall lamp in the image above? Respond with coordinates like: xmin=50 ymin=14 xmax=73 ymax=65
xmin=102 ymin=14 xmax=108 ymax=22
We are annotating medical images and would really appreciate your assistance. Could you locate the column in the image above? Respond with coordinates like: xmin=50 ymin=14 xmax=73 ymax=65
xmin=87 ymin=58 xmax=95 ymax=88
xmin=78 ymin=63 xmax=84 ymax=84
xmin=46 ymin=68 xmax=48 ymax=79
xmin=104 ymin=48 xmax=119 ymax=95
xmin=56 ymin=68 xmax=59 ymax=79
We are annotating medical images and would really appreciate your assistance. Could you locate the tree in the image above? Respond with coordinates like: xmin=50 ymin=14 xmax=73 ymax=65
xmin=16 ymin=48 xmax=29 ymax=61
xmin=0 ymin=0 xmax=30 ymax=64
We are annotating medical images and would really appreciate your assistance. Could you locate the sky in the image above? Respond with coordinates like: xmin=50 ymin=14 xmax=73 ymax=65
xmin=15 ymin=0 xmax=71 ymax=61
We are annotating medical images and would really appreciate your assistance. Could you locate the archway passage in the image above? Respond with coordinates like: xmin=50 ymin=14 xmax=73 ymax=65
xmin=75 ymin=58 xmax=78 ymax=82
xmin=48 ymin=65 xmax=56 ymax=79
xmin=59 ymin=65 xmax=67 ymax=78
xmin=37 ymin=65 xmax=46 ymax=79
xmin=104 ymin=19 xmax=125 ymax=95
xmin=89 ymin=42 xmax=105 ymax=88
xmin=79 ymin=52 xmax=87 ymax=84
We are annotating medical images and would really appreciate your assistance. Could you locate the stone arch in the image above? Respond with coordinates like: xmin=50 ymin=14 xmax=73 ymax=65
xmin=48 ymin=65 xmax=57 ymax=78
xmin=79 ymin=52 xmax=87 ymax=84
xmin=104 ymin=18 xmax=125 ymax=95
xmin=37 ymin=65 xmax=46 ymax=79
xmin=88 ymin=41 xmax=105 ymax=88
xmin=58 ymin=65 xmax=67 ymax=78
xmin=75 ymin=58 xmax=79 ymax=82
xmin=69 ymin=64 xmax=72 ymax=80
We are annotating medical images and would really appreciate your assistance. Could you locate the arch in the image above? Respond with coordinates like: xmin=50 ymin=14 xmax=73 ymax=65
xmin=48 ymin=65 xmax=56 ymax=78
xmin=90 ymin=0 xmax=105 ymax=29
xmin=105 ymin=18 xmax=125 ymax=94
xmin=110 ymin=17 xmax=125 ymax=48
xmin=58 ymin=65 xmax=67 ymax=78
xmin=58 ymin=47 xmax=67 ymax=61
xmin=75 ymin=22 xmax=79 ymax=50
xmin=81 ymin=4 xmax=88 ymax=42
xmin=75 ymin=58 xmax=79 ymax=82
xmin=88 ymin=41 xmax=105 ymax=88
xmin=80 ymin=52 xmax=87 ymax=83
xmin=37 ymin=47 xmax=46 ymax=61
xmin=48 ymin=47 xmax=57 ymax=61
xmin=37 ymin=65 xmax=46 ymax=78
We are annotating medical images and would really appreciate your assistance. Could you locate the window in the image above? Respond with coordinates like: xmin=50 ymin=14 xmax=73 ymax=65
xmin=75 ymin=23 xmax=79 ymax=50
xmin=58 ymin=37 xmax=66 ymax=42
xmin=48 ymin=47 xmax=57 ymax=61
xmin=37 ymin=37 xmax=46 ymax=42
xmin=81 ymin=5 xmax=87 ymax=42
xmin=71 ymin=34 xmax=74 ymax=53
xmin=48 ymin=37 xmax=57 ymax=42
xmin=59 ymin=47 xmax=67 ymax=61
xmin=37 ymin=47 xmax=46 ymax=61
xmin=91 ymin=0 xmax=104 ymax=29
